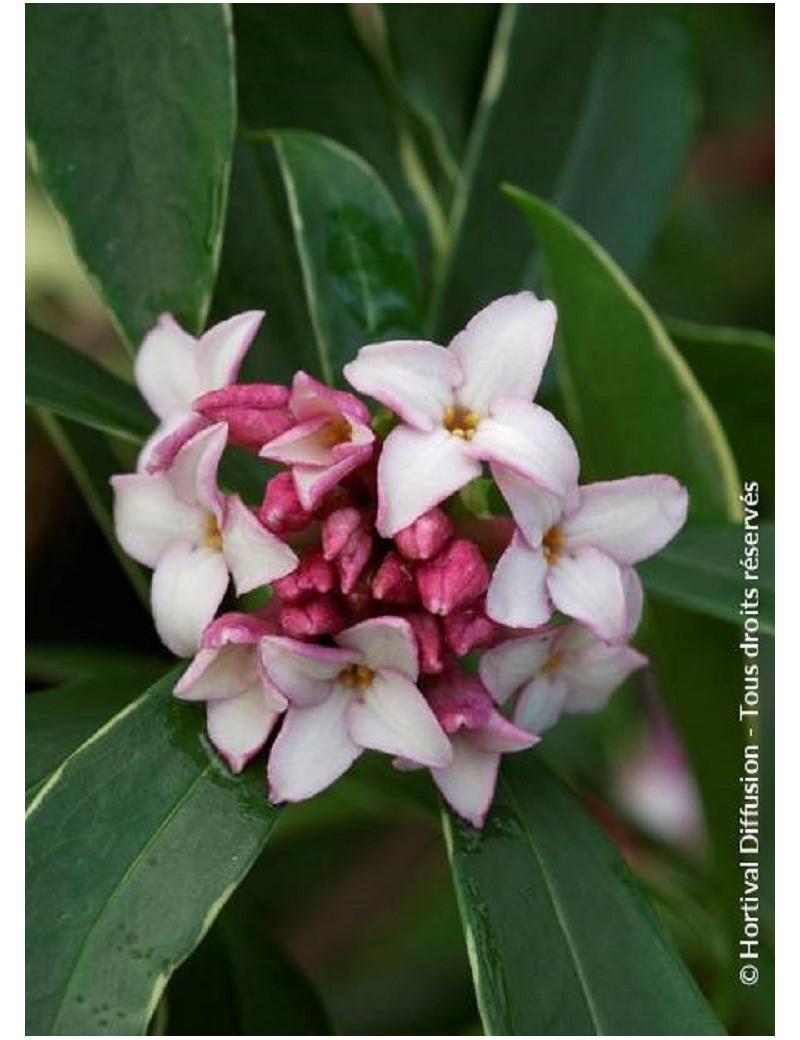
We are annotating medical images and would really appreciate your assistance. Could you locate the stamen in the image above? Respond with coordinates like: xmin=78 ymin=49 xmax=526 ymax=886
xmin=443 ymin=405 xmax=480 ymax=441
xmin=542 ymin=525 xmax=564 ymax=565
xmin=321 ymin=416 xmax=352 ymax=447
xmin=338 ymin=663 xmax=375 ymax=691
xmin=542 ymin=650 xmax=563 ymax=674
xmin=203 ymin=513 xmax=223 ymax=551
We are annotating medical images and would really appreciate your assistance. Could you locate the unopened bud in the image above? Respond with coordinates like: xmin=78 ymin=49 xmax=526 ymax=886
xmin=273 ymin=551 xmax=334 ymax=601
xmin=405 ymin=613 xmax=445 ymax=674
xmin=416 ymin=539 xmax=489 ymax=616
xmin=443 ymin=601 xmax=498 ymax=656
xmin=371 ymin=552 xmax=418 ymax=605
xmin=394 ymin=507 xmax=453 ymax=561
xmin=258 ymin=472 xmax=314 ymax=534
xmin=279 ymin=595 xmax=344 ymax=638
xmin=195 ymin=384 xmax=293 ymax=451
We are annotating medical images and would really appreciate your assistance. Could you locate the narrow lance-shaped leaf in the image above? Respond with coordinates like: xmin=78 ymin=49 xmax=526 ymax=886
xmin=444 ymin=754 xmax=725 ymax=1035
xmin=432 ymin=4 xmax=695 ymax=336
xmin=264 ymin=130 xmax=423 ymax=383
xmin=506 ymin=188 xmax=742 ymax=522
xmin=26 ymin=5 xmax=235 ymax=350
xmin=26 ymin=324 xmax=152 ymax=442
xmin=26 ymin=669 xmax=280 ymax=1036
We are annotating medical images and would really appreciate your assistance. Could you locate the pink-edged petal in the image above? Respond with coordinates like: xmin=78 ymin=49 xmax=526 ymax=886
xmin=471 ymin=711 xmax=539 ymax=753
xmin=514 ymin=674 xmax=570 ymax=733
xmin=195 ymin=310 xmax=263 ymax=390
xmin=260 ymin=415 xmax=338 ymax=466
xmin=431 ymin=735 xmax=499 ymax=828
xmin=260 ymin=636 xmax=358 ymax=707
xmin=175 ymin=644 xmax=258 ymax=702
xmin=290 ymin=370 xmax=371 ymax=424
xmin=111 ymin=473 xmax=204 ymax=568
xmin=169 ymin=423 xmax=227 ymax=514
xmin=336 ymin=616 xmax=419 ymax=679
xmin=485 ymin=533 xmax=551 ymax=629
xmin=268 ymin=695 xmax=361 ymax=802
xmin=490 ymin=465 xmax=563 ymax=548
xmin=206 ymin=682 xmax=282 ymax=774
xmin=221 ymin=496 xmax=298 ymax=594
xmin=134 ymin=314 xmax=199 ymax=421
xmin=346 ymin=669 xmax=452 ymax=767
xmin=558 ymin=626 xmax=648 ymax=713
xmin=343 ymin=340 xmax=461 ymax=430
xmin=292 ymin=444 xmax=372 ymax=511
xmin=137 ymin=413 xmax=207 ymax=475
xmin=561 ymin=475 xmax=688 ymax=564
xmin=469 ymin=399 xmax=579 ymax=496
xmin=376 ymin=425 xmax=481 ymax=537
xmin=479 ymin=633 xmax=553 ymax=705
xmin=547 ymin=547 xmax=627 ymax=643
xmin=622 ymin=566 xmax=644 ymax=638
xmin=449 ymin=292 xmax=557 ymax=412
xmin=150 ymin=542 xmax=229 ymax=657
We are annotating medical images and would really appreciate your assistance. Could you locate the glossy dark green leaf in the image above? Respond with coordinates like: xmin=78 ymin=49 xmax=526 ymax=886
xmin=26 ymin=644 xmax=168 ymax=687
xmin=26 ymin=325 xmax=152 ymax=442
xmin=507 ymin=189 xmax=741 ymax=522
xmin=26 ymin=666 xmax=165 ymax=805
xmin=668 ymin=320 xmax=775 ymax=516
xmin=444 ymin=754 xmax=724 ymax=1035
xmin=640 ymin=523 xmax=774 ymax=635
xmin=36 ymin=412 xmax=149 ymax=604
xmin=432 ymin=5 xmax=695 ymax=335
xmin=266 ymin=131 xmax=423 ymax=382
xmin=26 ymin=5 xmax=235 ymax=349
xmin=26 ymin=668 xmax=280 ymax=1035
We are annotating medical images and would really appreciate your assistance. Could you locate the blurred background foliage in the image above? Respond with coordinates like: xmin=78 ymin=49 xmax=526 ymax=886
xmin=26 ymin=4 xmax=773 ymax=1035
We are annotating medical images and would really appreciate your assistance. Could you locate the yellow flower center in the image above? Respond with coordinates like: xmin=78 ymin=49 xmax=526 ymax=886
xmin=338 ymin=663 xmax=375 ymax=691
xmin=203 ymin=513 xmax=223 ymax=551
xmin=321 ymin=416 xmax=353 ymax=448
xmin=542 ymin=525 xmax=564 ymax=565
xmin=443 ymin=405 xmax=480 ymax=441
xmin=542 ymin=650 xmax=563 ymax=674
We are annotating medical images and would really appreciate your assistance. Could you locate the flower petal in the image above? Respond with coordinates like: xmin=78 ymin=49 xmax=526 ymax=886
xmin=195 ymin=310 xmax=263 ymax=389
xmin=376 ymin=426 xmax=481 ymax=537
xmin=206 ymin=682 xmax=282 ymax=773
xmin=558 ymin=625 xmax=648 ymax=713
xmin=622 ymin=566 xmax=644 ymax=638
xmin=479 ymin=633 xmax=553 ymax=705
xmin=260 ymin=636 xmax=358 ymax=707
xmin=292 ymin=442 xmax=373 ymax=512
xmin=111 ymin=473 xmax=204 ymax=568
xmin=431 ymin=735 xmax=499 ymax=828
xmin=137 ymin=413 xmax=207 ymax=475
xmin=448 ymin=292 xmax=557 ymax=413
xmin=175 ymin=644 xmax=259 ymax=702
xmin=514 ymin=675 xmax=570 ymax=733
xmin=469 ymin=399 xmax=579 ymax=496
xmin=485 ymin=533 xmax=551 ymax=628
xmin=268 ymin=694 xmax=361 ymax=802
xmin=471 ymin=710 xmax=539 ymax=752
xmin=134 ymin=314 xmax=200 ymax=421
xmin=347 ymin=670 xmax=452 ymax=767
xmin=561 ymin=475 xmax=688 ymax=564
xmin=343 ymin=340 xmax=461 ymax=430
xmin=290 ymin=370 xmax=371 ymax=425
xmin=151 ymin=542 xmax=229 ymax=657
xmin=490 ymin=465 xmax=563 ymax=548
xmin=337 ymin=617 xmax=420 ymax=679
xmin=169 ymin=423 xmax=227 ymax=514
xmin=547 ymin=547 xmax=627 ymax=643
xmin=221 ymin=495 xmax=298 ymax=595
xmin=260 ymin=415 xmax=339 ymax=466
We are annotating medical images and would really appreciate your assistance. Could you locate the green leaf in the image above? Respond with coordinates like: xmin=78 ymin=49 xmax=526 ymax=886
xmin=26 ymin=324 xmax=152 ymax=442
xmin=444 ymin=754 xmax=724 ymax=1035
xmin=432 ymin=5 xmax=695 ymax=335
xmin=506 ymin=189 xmax=741 ymax=522
xmin=266 ymin=131 xmax=423 ymax=382
xmin=36 ymin=412 xmax=150 ymax=604
xmin=26 ymin=5 xmax=235 ymax=350
xmin=26 ymin=668 xmax=280 ymax=1035
xmin=640 ymin=523 xmax=774 ymax=635
xmin=26 ymin=666 xmax=166 ymax=805
xmin=26 ymin=643 xmax=167 ymax=687
xmin=668 ymin=320 xmax=775 ymax=517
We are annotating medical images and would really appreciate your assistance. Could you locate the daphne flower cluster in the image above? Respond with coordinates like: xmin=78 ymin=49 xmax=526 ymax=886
xmin=111 ymin=293 xmax=688 ymax=827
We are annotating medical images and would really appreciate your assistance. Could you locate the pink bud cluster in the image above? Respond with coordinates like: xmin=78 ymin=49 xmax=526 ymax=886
xmin=112 ymin=296 xmax=689 ymax=827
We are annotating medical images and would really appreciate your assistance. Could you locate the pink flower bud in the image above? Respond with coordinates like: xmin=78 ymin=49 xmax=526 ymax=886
xmin=279 ymin=595 xmax=344 ymax=638
xmin=259 ymin=472 xmax=314 ymax=534
xmin=404 ymin=613 xmax=445 ymax=674
xmin=322 ymin=507 xmax=374 ymax=594
xmin=425 ymin=669 xmax=493 ymax=734
xmin=416 ymin=539 xmax=490 ymax=616
xmin=321 ymin=507 xmax=362 ymax=561
xmin=343 ymin=575 xmax=373 ymax=619
xmin=371 ymin=552 xmax=418 ymax=606
xmin=195 ymin=384 xmax=293 ymax=451
xmin=443 ymin=600 xmax=499 ymax=656
xmin=394 ymin=507 xmax=453 ymax=561
xmin=273 ymin=551 xmax=334 ymax=601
